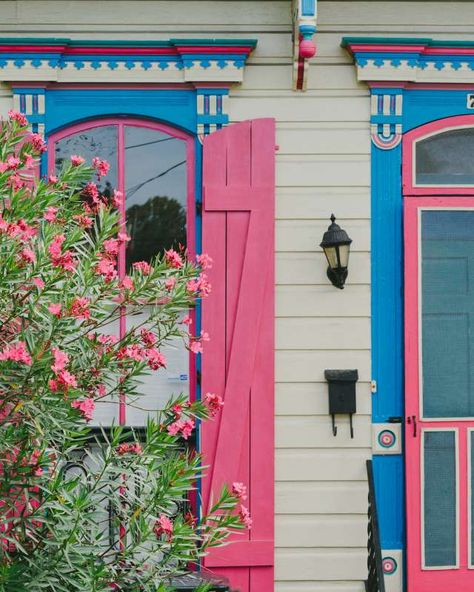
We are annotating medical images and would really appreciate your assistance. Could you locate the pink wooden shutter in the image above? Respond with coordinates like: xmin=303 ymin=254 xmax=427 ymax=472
xmin=201 ymin=119 xmax=275 ymax=592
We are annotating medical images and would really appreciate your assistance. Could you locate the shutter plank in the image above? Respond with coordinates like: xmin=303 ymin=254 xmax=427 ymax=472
xmin=201 ymin=119 xmax=275 ymax=592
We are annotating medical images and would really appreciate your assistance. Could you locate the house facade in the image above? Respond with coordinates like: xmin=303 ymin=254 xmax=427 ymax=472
xmin=2 ymin=1 xmax=474 ymax=591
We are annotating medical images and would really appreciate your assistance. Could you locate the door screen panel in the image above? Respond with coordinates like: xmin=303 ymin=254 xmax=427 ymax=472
xmin=421 ymin=210 xmax=474 ymax=418
xmin=423 ymin=430 xmax=457 ymax=567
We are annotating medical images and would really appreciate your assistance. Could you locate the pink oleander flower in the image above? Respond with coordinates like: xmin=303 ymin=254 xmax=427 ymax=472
xmin=32 ymin=277 xmax=45 ymax=290
xmin=7 ymin=219 xmax=37 ymax=241
xmin=58 ymin=370 xmax=77 ymax=389
xmin=182 ymin=315 xmax=192 ymax=326
xmin=48 ymin=174 xmax=58 ymax=184
xmin=97 ymin=384 xmax=106 ymax=398
xmin=74 ymin=214 xmax=93 ymax=228
xmin=189 ymin=340 xmax=203 ymax=355
xmin=187 ymin=273 xmax=211 ymax=298
xmin=118 ymin=344 xmax=144 ymax=363
xmin=70 ymin=296 xmax=90 ymax=320
xmin=232 ymin=482 xmax=247 ymax=501
xmin=71 ymin=397 xmax=95 ymax=421
xmin=44 ymin=207 xmax=58 ymax=223
xmin=165 ymin=249 xmax=183 ymax=269
xmin=6 ymin=156 xmax=20 ymax=170
xmin=239 ymin=505 xmax=252 ymax=529
xmin=196 ymin=253 xmax=213 ymax=270
xmin=121 ymin=276 xmax=134 ymax=291
xmin=70 ymin=154 xmax=85 ymax=166
xmin=97 ymin=334 xmax=118 ymax=346
xmin=103 ymin=238 xmax=119 ymax=255
xmin=154 ymin=514 xmax=173 ymax=540
xmin=116 ymin=442 xmax=142 ymax=455
xmin=96 ymin=256 xmax=117 ymax=282
xmin=167 ymin=418 xmax=194 ymax=440
xmin=181 ymin=419 xmax=194 ymax=440
xmin=172 ymin=403 xmax=183 ymax=419
xmin=20 ymin=247 xmax=36 ymax=264
xmin=82 ymin=181 xmax=100 ymax=204
xmin=92 ymin=157 xmax=110 ymax=178
xmin=118 ymin=232 xmax=130 ymax=244
xmin=0 ymin=341 xmax=32 ymax=365
xmin=140 ymin=328 xmax=157 ymax=348
xmin=164 ymin=277 xmax=176 ymax=291
xmin=51 ymin=348 xmax=69 ymax=374
xmin=48 ymin=303 xmax=62 ymax=318
xmin=23 ymin=154 xmax=36 ymax=169
xmin=133 ymin=261 xmax=151 ymax=275
xmin=145 ymin=348 xmax=166 ymax=370
xmin=29 ymin=132 xmax=46 ymax=153
xmin=7 ymin=174 xmax=26 ymax=191
xmin=203 ymin=392 xmax=224 ymax=418
xmin=48 ymin=236 xmax=76 ymax=272
xmin=48 ymin=234 xmax=65 ymax=259
xmin=8 ymin=110 xmax=28 ymax=126
xmin=112 ymin=189 xmax=123 ymax=208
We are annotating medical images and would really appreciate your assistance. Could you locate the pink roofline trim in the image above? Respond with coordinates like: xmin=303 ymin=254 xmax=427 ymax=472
xmin=403 ymin=115 xmax=474 ymax=195
xmin=348 ymin=43 xmax=427 ymax=53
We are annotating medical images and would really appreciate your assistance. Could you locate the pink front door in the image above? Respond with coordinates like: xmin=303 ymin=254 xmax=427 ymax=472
xmin=405 ymin=197 xmax=474 ymax=591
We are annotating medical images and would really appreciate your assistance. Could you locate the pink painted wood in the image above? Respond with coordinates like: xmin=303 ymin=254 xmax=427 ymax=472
xmin=48 ymin=117 xmax=196 ymax=424
xmin=201 ymin=119 xmax=275 ymax=592
xmin=403 ymin=115 xmax=474 ymax=195
xmin=405 ymin=196 xmax=474 ymax=592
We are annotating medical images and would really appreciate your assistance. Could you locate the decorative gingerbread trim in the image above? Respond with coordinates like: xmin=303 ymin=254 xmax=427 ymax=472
xmin=292 ymin=0 xmax=317 ymax=91
xmin=370 ymin=90 xmax=403 ymax=150
xmin=343 ymin=37 xmax=474 ymax=84
xmin=196 ymin=88 xmax=229 ymax=138
xmin=0 ymin=38 xmax=257 ymax=85
xmin=13 ymin=87 xmax=45 ymax=136
xmin=372 ymin=423 xmax=402 ymax=454
xmin=381 ymin=549 xmax=403 ymax=592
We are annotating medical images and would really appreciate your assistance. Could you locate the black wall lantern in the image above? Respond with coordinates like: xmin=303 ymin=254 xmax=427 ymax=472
xmin=320 ymin=214 xmax=352 ymax=289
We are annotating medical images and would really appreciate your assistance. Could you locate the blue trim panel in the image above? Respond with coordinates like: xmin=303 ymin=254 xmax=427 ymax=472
xmin=45 ymin=89 xmax=197 ymax=136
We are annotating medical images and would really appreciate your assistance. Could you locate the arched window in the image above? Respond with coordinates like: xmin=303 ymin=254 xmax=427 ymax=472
xmin=403 ymin=115 xmax=474 ymax=195
xmin=48 ymin=119 xmax=195 ymax=426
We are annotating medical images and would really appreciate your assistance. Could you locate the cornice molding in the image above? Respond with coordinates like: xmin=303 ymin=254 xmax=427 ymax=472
xmin=343 ymin=37 xmax=474 ymax=84
xmin=0 ymin=37 xmax=257 ymax=84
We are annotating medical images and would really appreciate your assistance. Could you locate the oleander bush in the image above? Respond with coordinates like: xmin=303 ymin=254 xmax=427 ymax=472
xmin=0 ymin=111 xmax=250 ymax=592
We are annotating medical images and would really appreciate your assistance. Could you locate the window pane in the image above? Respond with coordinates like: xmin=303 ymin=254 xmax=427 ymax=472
xmin=416 ymin=128 xmax=474 ymax=185
xmin=423 ymin=431 xmax=457 ymax=567
xmin=124 ymin=126 xmax=187 ymax=270
xmin=125 ymin=309 xmax=190 ymax=426
xmin=54 ymin=125 xmax=118 ymax=197
xmin=422 ymin=210 xmax=474 ymax=418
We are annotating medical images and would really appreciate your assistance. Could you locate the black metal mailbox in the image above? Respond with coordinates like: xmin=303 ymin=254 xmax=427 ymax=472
xmin=324 ymin=369 xmax=359 ymax=438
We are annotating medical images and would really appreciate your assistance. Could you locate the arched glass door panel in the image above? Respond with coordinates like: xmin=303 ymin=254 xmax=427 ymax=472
xmin=416 ymin=128 xmax=474 ymax=186
xmin=50 ymin=119 xmax=194 ymax=427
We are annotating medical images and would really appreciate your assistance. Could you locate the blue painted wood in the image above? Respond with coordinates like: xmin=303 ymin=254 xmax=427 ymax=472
xmin=405 ymin=89 xmax=474 ymax=132
xmin=371 ymin=139 xmax=404 ymax=423
xmin=45 ymin=89 xmax=197 ymax=137
xmin=371 ymin=89 xmax=404 ymax=557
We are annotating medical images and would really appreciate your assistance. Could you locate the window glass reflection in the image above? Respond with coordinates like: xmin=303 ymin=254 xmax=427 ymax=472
xmin=125 ymin=126 xmax=187 ymax=270
xmin=54 ymin=125 xmax=118 ymax=199
xmin=416 ymin=128 xmax=474 ymax=185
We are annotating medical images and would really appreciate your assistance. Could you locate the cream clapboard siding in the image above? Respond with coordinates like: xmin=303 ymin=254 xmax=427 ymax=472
xmin=1 ymin=1 xmax=473 ymax=590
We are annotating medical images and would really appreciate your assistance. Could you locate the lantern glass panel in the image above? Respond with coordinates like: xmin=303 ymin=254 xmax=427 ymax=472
xmin=338 ymin=243 xmax=350 ymax=268
xmin=324 ymin=245 xmax=339 ymax=269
